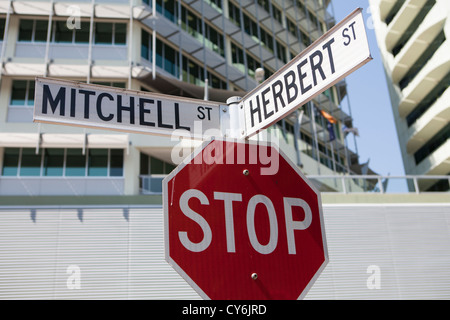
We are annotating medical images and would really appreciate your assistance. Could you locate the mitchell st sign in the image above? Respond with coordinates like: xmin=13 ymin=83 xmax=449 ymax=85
xmin=33 ymin=77 xmax=223 ymax=140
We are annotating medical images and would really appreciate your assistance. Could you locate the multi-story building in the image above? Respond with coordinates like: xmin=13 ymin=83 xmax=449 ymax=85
xmin=0 ymin=0 xmax=371 ymax=197
xmin=369 ymin=0 xmax=449 ymax=191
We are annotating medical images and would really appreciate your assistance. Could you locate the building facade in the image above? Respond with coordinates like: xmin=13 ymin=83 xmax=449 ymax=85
xmin=0 ymin=0 xmax=370 ymax=197
xmin=369 ymin=0 xmax=449 ymax=191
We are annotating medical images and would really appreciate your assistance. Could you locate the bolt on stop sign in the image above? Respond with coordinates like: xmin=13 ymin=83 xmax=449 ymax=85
xmin=163 ymin=139 xmax=328 ymax=300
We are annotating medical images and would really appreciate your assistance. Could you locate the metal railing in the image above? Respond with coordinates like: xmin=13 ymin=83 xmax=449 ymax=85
xmin=140 ymin=174 xmax=450 ymax=195
xmin=307 ymin=175 xmax=450 ymax=194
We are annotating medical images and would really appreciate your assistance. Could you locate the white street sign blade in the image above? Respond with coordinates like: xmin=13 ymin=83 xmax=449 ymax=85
xmin=33 ymin=77 xmax=223 ymax=140
xmin=241 ymin=8 xmax=372 ymax=139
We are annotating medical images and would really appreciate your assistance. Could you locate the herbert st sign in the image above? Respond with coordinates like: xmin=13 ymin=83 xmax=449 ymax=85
xmin=33 ymin=77 xmax=223 ymax=140
xmin=241 ymin=8 xmax=372 ymax=138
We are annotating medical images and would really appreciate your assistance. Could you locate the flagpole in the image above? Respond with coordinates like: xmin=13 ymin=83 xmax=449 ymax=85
xmin=293 ymin=110 xmax=304 ymax=168
xmin=309 ymin=102 xmax=321 ymax=175
xmin=330 ymin=138 xmax=337 ymax=172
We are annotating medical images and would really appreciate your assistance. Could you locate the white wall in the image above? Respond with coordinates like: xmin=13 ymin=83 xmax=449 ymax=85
xmin=1 ymin=203 xmax=449 ymax=299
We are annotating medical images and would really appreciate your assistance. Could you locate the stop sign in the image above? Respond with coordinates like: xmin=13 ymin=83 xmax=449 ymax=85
xmin=163 ymin=139 xmax=328 ymax=300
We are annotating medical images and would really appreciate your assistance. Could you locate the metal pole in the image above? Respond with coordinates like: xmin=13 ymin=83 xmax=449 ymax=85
xmin=0 ymin=0 xmax=12 ymax=86
xmin=152 ymin=0 xmax=156 ymax=80
xmin=43 ymin=0 xmax=54 ymax=77
xmin=128 ymin=0 xmax=133 ymax=89
xmin=87 ymin=0 xmax=95 ymax=84
xmin=309 ymin=102 xmax=321 ymax=175
xmin=237 ymin=0 xmax=248 ymax=90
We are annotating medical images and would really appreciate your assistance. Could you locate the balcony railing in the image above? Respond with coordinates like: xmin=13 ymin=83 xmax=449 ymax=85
xmin=140 ymin=174 xmax=450 ymax=195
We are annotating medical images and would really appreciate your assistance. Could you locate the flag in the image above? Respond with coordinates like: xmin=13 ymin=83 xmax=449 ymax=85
xmin=320 ymin=109 xmax=337 ymax=124
xmin=327 ymin=121 xmax=336 ymax=141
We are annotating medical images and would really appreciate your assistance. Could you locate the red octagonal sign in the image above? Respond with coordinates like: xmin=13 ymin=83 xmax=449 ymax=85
xmin=163 ymin=139 xmax=328 ymax=300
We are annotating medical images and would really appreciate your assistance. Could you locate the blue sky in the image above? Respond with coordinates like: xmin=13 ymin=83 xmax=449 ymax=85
xmin=330 ymin=0 xmax=405 ymax=176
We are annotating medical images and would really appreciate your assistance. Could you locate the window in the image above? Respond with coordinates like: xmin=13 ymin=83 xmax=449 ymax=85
xmin=18 ymin=20 xmax=34 ymax=41
xmin=10 ymin=80 xmax=35 ymax=106
xmin=140 ymin=153 xmax=175 ymax=175
xmin=93 ymin=21 xmax=126 ymax=45
xmin=18 ymin=19 xmax=126 ymax=45
xmin=92 ymin=81 xmax=126 ymax=88
xmin=54 ymin=20 xmax=73 ymax=43
xmin=180 ymin=6 xmax=224 ymax=57
xmin=18 ymin=19 xmax=127 ymax=45
xmin=141 ymin=30 xmax=180 ymax=78
xmin=20 ymin=149 xmax=42 ymax=176
xmin=2 ymin=148 xmax=20 ymax=176
xmin=1 ymin=148 xmax=124 ymax=177
xmin=141 ymin=30 xmax=226 ymax=89
xmin=110 ymin=149 xmax=124 ymax=177
xmin=95 ymin=22 xmax=113 ymax=44
xmin=18 ymin=19 xmax=48 ymax=42
xmin=231 ymin=42 xmax=273 ymax=79
xmin=0 ymin=18 xmax=5 ymax=41
xmin=43 ymin=149 xmax=64 ymax=176
xmin=66 ymin=149 xmax=86 ymax=176
xmin=75 ymin=21 xmax=90 ymax=43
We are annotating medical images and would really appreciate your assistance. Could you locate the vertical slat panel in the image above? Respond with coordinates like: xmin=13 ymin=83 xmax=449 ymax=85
xmin=305 ymin=204 xmax=450 ymax=299
xmin=1 ymin=204 xmax=450 ymax=299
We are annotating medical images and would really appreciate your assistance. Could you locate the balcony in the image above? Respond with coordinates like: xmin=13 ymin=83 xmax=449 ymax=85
xmin=398 ymin=38 xmax=450 ymax=117
xmin=385 ymin=0 xmax=428 ymax=52
xmin=415 ymin=139 xmax=450 ymax=177
xmin=0 ymin=176 xmax=125 ymax=196
xmin=407 ymin=86 xmax=450 ymax=154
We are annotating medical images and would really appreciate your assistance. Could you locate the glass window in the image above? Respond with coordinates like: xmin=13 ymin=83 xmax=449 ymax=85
xmin=141 ymin=29 xmax=150 ymax=60
xmin=10 ymin=80 xmax=34 ymax=106
xmin=95 ymin=22 xmax=113 ymax=44
xmin=0 ymin=18 xmax=5 ymax=41
xmin=10 ymin=80 xmax=27 ymax=106
xmin=75 ymin=21 xmax=90 ymax=43
xmin=140 ymin=153 xmax=149 ymax=175
xmin=88 ymin=149 xmax=108 ymax=176
xmin=27 ymin=80 xmax=35 ymax=106
xmin=66 ymin=149 xmax=86 ymax=176
xmin=54 ymin=20 xmax=73 ymax=43
xmin=18 ymin=20 xmax=33 ymax=41
xmin=114 ymin=23 xmax=126 ymax=44
xmin=20 ymin=148 xmax=42 ymax=176
xmin=2 ymin=148 xmax=20 ymax=176
xmin=110 ymin=149 xmax=124 ymax=176
xmin=43 ymin=149 xmax=64 ymax=176
xmin=34 ymin=20 xmax=48 ymax=42
xmin=150 ymin=156 xmax=164 ymax=174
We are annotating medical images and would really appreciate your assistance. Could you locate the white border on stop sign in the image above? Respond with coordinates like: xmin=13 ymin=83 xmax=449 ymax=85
xmin=162 ymin=137 xmax=329 ymax=300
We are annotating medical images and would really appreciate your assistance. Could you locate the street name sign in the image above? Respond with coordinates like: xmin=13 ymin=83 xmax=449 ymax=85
xmin=33 ymin=77 xmax=223 ymax=140
xmin=240 ymin=8 xmax=372 ymax=138
xmin=163 ymin=139 xmax=328 ymax=300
